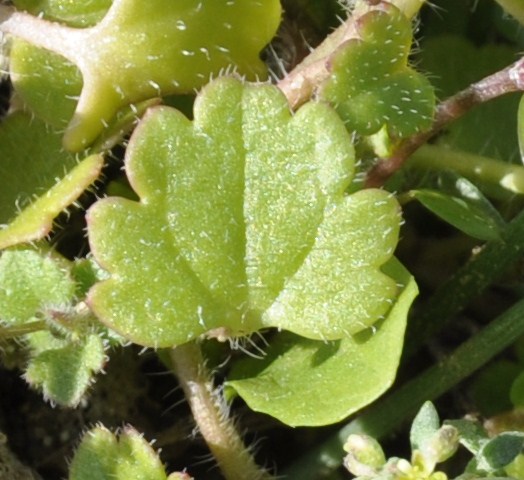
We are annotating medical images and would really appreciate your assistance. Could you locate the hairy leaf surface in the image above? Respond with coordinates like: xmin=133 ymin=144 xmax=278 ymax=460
xmin=10 ymin=0 xmax=281 ymax=150
xmin=0 ymin=112 xmax=102 ymax=249
xmin=320 ymin=5 xmax=435 ymax=137
xmin=0 ymin=249 xmax=106 ymax=406
xmin=69 ymin=426 xmax=167 ymax=480
xmin=87 ymin=78 xmax=403 ymax=348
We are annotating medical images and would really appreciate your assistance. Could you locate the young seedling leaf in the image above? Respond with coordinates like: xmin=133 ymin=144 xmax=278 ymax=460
xmin=25 ymin=332 xmax=106 ymax=406
xmin=226 ymin=258 xmax=417 ymax=426
xmin=445 ymin=419 xmax=489 ymax=454
xmin=407 ymin=173 xmax=506 ymax=241
xmin=9 ymin=0 xmax=281 ymax=150
xmin=0 ymin=112 xmax=100 ymax=249
xmin=320 ymin=5 xmax=435 ymax=137
xmin=476 ymin=432 xmax=524 ymax=471
xmin=0 ymin=249 xmax=108 ymax=405
xmin=69 ymin=426 xmax=167 ymax=480
xmin=410 ymin=401 xmax=440 ymax=451
xmin=9 ymin=39 xmax=81 ymax=130
xmin=87 ymin=77 xmax=403 ymax=348
xmin=0 ymin=153 xmax=103 ymax=250
xmin=0 ymin=248 xmax=75 ymax=324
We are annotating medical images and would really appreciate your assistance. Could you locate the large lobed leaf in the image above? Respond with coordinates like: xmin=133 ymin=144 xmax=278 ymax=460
xmin=9 ymin=0 xmax=281 ymax=150
xmin=87 ymin=77 xmax=403 ymax=348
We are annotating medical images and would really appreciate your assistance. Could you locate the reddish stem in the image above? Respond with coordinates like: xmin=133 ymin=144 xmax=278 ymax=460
xmin=365 ymin=56 xmax=524 ymax=188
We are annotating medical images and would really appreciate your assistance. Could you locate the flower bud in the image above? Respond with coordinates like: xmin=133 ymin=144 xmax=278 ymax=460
xmin=343 ymin=434 xmax=386 ymax=476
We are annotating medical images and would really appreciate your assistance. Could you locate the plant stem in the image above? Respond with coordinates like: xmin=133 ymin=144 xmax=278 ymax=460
xmin=283 ymin=298 xmax=524 ymax=479
xmin=0 ymin=320 xmax=47 ymax=340
xmin=404 ymin=206 xmax=524 ymax=356
xmin=365 ymin=56 xmax=524 ymax=187
xmin=169 ymin=342 xmax=273 ymax=480
xmin=407 ymin=144 xmax=524 ymax=194
xmin=0 ymin=5 xmax=85 ymax=66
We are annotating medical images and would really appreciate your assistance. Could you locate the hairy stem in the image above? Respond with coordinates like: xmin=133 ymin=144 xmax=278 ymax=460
xmin=170 ymin=342 xmax=273 ymax=480
xmin=0 ymin=5 xmax=86 ymax=66
xmin=0 ymin=320 xmax=47 ymax=340
xmin=366 ymin=56 xmax=524 ymax=187
xmin=284 ymin=298 xmax=524 ymax=479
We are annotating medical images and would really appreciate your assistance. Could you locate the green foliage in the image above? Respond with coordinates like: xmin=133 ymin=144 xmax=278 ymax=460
xmin=405 ymin=172 xmax=506 ymax=241
xmin=449 ymin=418 xmax=524 ymax=476
xmin=13 ymin=0 xmax=112 ymax=27
xmin=10 ymin=0 xmax=281 ymax=150
xmin=320 ymin=4 xmax=435 ymax=138
xmin=344 ymin=402 xmax=459 ymax=480
xmin=226 ymin=259 xmax=417 ymax=426
xmin=0 ymin=248 xmax=75 ymax=322
xmin=3 ymin=0 xmax=524 ymax=478
xmin=0 ymin=153 xmax=103 ymax=250
xmin=0 ymin=249 xmax=107 ymax=405
xmin=0 ymin=112 xmax=97 ymax=229
xmin=25 ymin=330 xmax=106 ymax=406
xmin=69 ymin=426 xmax=170 ymax=480
xmin=344 ymin=403 xmax=524 ymax=480
xmin=87 ymin=77 xmax=404 ymax=348
xmin=518 ymin=95 xmax=524 ymax=162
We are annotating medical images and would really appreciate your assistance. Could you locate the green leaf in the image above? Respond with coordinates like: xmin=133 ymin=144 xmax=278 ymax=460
xmin=87 ymin=77 xmax=403 ymax=348
xmin=407 ymin=173 xmax=506 ymax=241
xmin=71 ymin=257 xmax=110 ymax=298
xmin=13 ymin=0 xmax=112 ymax=27
xmin=226 ymin=259 xmax=417 ymax=426
xmin=477 ymin=433 xmax=524 ymax=471
xmin=410 ymin=401 xmax=440 ymax=451
xmin=0 ymin=153 xmax=103 ymax=250
xmin=320 ymin=4 xmax=435 ymax=137
xmin=10 ymin=0 xmax=281 ymax=150
xmin=445 ymin=419 xmax=489 ymax=454
xmin=0 ymin=249 xmax=108 ymax=405
xmin=10 ymin=40 xmax=81 ymax=130
xmin=25 ymin=332 xmax=106 ymax=406
xmin=0 ymin=112 xmax=91 ymax=226
xmin=69 ymin=426 xmax=167 ymax=480
xmin=0 ymin=248 xmax=75 ymax=324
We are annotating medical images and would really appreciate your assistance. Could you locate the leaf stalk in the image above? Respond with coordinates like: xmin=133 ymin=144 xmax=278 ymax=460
xmin=169 ymin=342 xmax=273 ymax=480
xmin=365 ymin=56 xmax=524 ymax=187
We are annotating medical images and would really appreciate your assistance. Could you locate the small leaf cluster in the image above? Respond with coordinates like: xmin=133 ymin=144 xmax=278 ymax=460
xmin=0 ymin=248 xmax=111 ymax=406
xmin=69 ymin=426 xmax=192 ymax=480
xmin=344 ymin=402 xmax=524 ymax=480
